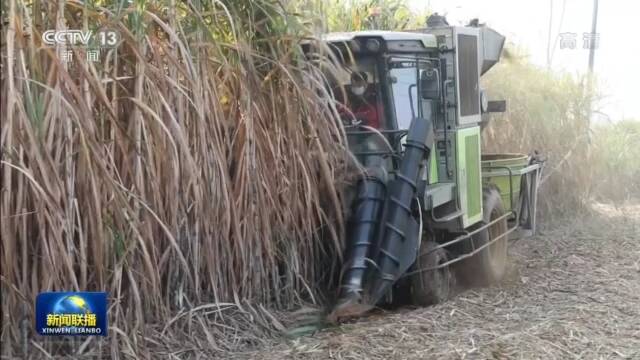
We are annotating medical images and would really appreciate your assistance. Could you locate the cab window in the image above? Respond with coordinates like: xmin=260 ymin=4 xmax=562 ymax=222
xmin=389 ymin=60 xmax=419 ymax=130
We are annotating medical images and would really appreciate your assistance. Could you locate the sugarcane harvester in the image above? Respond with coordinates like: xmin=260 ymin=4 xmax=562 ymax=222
xmin=309 ymin=15 xmax=544 ymax=319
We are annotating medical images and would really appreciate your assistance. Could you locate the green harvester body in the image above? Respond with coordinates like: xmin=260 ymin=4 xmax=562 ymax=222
xmin=309 ymin=14 xmax=544 ymax=319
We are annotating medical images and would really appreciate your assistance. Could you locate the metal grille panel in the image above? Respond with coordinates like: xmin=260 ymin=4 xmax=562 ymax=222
xmin=458 ymin=34 xmax=480 ymax=117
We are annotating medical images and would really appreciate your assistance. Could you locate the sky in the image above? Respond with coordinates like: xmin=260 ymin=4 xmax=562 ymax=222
xmin=407 ymin=0 xmax=640 ymax=122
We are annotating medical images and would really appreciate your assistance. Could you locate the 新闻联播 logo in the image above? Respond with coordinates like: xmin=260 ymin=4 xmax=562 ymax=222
xmin=35 ymin=292 xmax=107 ymax=336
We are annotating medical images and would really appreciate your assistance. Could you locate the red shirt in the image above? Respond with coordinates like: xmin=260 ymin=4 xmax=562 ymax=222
xmin=352 ymin=103 xmax=383 ymax=128
xmin=338 ymin=101 xmax=383 ymax=128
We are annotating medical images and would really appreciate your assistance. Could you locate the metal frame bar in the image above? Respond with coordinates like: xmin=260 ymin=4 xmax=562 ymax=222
xmin=404 ymin=210 xmax=516 ymax=275
xmin=405 ymin=161 xmax=544 ymax=274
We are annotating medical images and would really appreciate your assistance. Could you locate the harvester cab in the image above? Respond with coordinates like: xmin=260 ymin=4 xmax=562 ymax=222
xmin=315 ymin=16 xmax=544 ymax=320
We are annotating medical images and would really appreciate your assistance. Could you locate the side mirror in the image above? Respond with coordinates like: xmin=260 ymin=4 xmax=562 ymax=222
xmin=486 ymin=100 xmax=507 ymax=113
xmin=420 ymin=69 xmax=440 ymax=100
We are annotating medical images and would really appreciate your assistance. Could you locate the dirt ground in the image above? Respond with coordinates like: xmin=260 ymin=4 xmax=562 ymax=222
xmin=234 ymin=203 xmax=640 ymax=359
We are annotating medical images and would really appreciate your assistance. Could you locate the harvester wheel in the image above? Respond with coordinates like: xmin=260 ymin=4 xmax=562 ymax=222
xmin=456 ymin=186 xmax=508 ymax=286
xmin=410 ymin=241 xmax=453 ymax=305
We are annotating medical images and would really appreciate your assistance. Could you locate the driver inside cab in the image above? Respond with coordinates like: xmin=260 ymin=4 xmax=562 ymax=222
xmin=342 ymin=71 xmax=384 ymax=129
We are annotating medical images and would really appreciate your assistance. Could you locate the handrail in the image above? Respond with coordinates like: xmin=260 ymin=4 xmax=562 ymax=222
xmin=406 ymin=159 xmax=545 ymax=274
xmin=406 ymin=218 xmax=519 ymax=274
xmin=404 ymin=210 xmax=517 ymax=275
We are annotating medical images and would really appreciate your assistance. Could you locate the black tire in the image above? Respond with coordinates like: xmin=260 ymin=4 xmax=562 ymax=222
xmin=410 ymin=241 xmax=453 ymax=305
xmin=456 ymin=186 xmax=508 ymax=287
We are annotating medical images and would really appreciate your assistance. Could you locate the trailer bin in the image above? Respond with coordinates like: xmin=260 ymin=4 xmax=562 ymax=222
xmin=481 ymin=153 xmax=529 ymax=211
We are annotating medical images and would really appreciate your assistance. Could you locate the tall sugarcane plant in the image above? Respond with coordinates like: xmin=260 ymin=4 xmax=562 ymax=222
xmin=1 ymin=0 xmax=351 ymax=356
